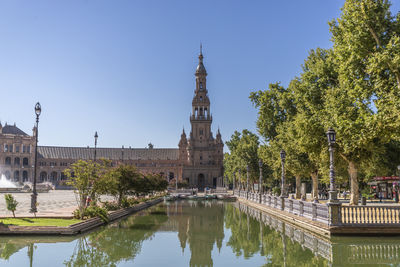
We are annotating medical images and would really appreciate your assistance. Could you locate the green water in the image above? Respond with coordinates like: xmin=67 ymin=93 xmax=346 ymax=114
xmin=0 ymin=200 xmax=399 ymax=266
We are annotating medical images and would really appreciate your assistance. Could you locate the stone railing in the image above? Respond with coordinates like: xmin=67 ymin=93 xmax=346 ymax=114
xmin=234 ymin=189 xmax=331 ymax=225
xmin=341 ymin=205 xmax=400 ymax=225
xmin=234 ymin=189 xmax=400 ymax=227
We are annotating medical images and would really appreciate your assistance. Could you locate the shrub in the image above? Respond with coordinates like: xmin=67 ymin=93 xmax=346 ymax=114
xmin=73 ymin=206 xmax=109 ymax=222
xmin=272 ymin=187 xmax=281 ymax=196
xmin=102 ymin=201 xmax=119 ymax=211
xmin=5 ymin=194 xmax=18 ymax=218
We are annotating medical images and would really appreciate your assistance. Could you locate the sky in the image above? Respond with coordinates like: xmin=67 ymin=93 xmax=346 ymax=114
xmin=0 ymin=0 xmax=399 ymax=149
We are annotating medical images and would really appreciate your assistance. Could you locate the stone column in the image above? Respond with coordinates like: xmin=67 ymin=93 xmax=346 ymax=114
xmin=327 ymin=202 xmax=342 ymax=226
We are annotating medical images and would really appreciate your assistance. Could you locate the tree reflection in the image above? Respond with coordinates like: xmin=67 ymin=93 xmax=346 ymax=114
xmin=64 ymin=206 xmax=168 ymax=266
xmin=224 ymin=204 xmax=328 ymax=266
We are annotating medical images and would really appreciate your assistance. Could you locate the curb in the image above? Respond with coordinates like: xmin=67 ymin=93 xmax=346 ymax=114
xmin=0 ymin=198 xmax=163 ymax=236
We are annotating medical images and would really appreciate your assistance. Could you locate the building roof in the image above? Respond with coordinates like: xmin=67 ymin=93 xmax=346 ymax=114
xmin=1 ymin=124 xmax=29 ymax=136
xmin=37 ymin=146 xmax=179 ymax=161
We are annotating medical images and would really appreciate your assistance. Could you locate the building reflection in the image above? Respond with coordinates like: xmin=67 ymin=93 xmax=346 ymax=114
xmin=162 ymin=201 xmax=225 ymax=267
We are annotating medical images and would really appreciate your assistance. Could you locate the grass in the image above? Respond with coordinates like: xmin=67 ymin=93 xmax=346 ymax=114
xmin=0 ymin=218 xmax=82 ymax=227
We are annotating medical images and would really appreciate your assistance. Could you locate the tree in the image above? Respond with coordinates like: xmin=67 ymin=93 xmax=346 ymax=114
xmin=326 ymin=0 xmax=400 ymax=204
xmin=64 ymin=160 xmax=109 ymax=219
xmin=4 ymin=194 xmax=18 ymax=218
xmin=224 ymin=130 xmax=267 ymax=191
xmin=105 ymin=164 xmax=141 ymax=207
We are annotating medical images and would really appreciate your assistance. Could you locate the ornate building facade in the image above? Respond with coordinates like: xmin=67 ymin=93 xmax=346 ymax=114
xmin=0 ymin=50 xmax=223 ymax=189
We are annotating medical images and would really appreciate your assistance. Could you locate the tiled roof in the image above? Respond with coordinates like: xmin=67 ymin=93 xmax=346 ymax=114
xmin=2 ymin=125 xmax=29 ymax=136
xmin=37 ymin=146 xmax=179 ymax=161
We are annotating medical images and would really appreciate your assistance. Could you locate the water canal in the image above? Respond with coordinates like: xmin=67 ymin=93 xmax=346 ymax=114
xmin=0 ymin=200 xmax=399 ymax=266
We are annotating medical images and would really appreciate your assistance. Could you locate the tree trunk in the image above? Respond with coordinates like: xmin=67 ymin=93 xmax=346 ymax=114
xmin=311 ymin=171 xmax=318 ymax=201
xmin=80 ymin=194 xmax=86 ymax=219
xmin=295 ymin=175 xmax=301 ymax=199
xmin=349 ymin=161 xmax=359 ymax=205
xmin=118 ymin=192 xmax=123 ymax=207
xmin=12 ymin=211 xmax=15 ymax=218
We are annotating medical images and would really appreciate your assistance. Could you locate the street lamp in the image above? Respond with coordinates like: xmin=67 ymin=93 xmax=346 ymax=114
xmin=238 ymin=169 xmax=241 ymax=191
xmin=280 ymin=149 xmax=287 ymax=197
xmin=396 ymin=165 xmax=400 ymax=203
xmin=30 ymin=102 xmax=41 ymax=214
xmin=259 ymin=159 xmax=263 ymax=203
xmin=327 ymin=128 xmax=338 ymax=203
xmin=233 ymin=173 xmax=235 ymax=193
xmin=246 ymin=165 xmax=250 ymax=193
xmin=94 ymin=131 xmax=98 ymax=162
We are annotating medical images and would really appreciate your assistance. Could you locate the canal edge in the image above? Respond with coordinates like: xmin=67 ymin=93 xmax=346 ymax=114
xmin=0 ymin=198 xmax=163 ymax=236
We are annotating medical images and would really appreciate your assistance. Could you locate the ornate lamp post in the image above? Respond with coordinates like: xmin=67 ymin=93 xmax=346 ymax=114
xmin=259 ymin=159 xmax=263 ymax=203
xmin=30 ymin=102 xmax=41 ymax=214
xmin=238 ymin=169 xmax=241 ymax=191
xmin=327 ymin=128 xmax=338 ymax=203
xmin=233 ymin=173 xmax=235 ymax=193
xmin=94 ymin=131 xmax=98 ymax=162
xmin=246 ymin=165 xmax=250 ymax=191
xmin=396 ymin=165 xmax=400 ymax=203
xmin=246 ymin=165 xmax=250 ymax=199
xmin=280 ymin=149 xmax=287 ymax=197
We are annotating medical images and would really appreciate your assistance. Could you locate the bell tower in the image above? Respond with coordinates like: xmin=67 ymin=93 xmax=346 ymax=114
xmin=181 ymin=46 xmax=224 ymax=190
xmin=190 ymin=45 xmax=212 ymax=145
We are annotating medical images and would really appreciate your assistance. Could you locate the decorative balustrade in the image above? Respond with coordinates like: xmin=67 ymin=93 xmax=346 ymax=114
xmin=234 ymin=190 xmax=400 ymax=226
xmin=235 ymin=190 xmax=329 ymax=225
xmin=341 ymin=205 xmax=400 ymax=225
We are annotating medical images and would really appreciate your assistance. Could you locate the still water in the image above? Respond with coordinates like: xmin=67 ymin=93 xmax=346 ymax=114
xmin=0 ymin=200 xmax=399 ymax=266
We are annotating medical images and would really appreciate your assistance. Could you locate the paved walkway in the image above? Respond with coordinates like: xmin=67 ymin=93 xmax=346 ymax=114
xmin=0 ymin=190 xmax=114 ymax=217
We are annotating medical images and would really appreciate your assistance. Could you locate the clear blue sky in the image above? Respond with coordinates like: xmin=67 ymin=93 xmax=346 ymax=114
xmin=1 ymin=1 xmax=399 ymax=149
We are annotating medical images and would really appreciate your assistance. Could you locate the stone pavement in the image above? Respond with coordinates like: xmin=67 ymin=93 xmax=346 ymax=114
xmin=0 ymin=190 xmax=114 ymax=217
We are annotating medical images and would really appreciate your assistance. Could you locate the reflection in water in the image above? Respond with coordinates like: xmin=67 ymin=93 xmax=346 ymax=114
xmin=162 ymin=201 xmax=225 ymax=267
xmin=1 ymin=201 xmax=400 ymax=266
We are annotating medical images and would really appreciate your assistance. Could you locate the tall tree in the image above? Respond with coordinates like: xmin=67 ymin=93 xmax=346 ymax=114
xmin=326 ymin=0 xmax=400 ymax=204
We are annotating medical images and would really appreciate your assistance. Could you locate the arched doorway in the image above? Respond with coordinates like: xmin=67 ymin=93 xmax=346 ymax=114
xmin=40 ymin=171 xmax=47 ymax=182
xmin=14 ymin=171 xmax=20 ymax=182
xmin=23 ymin=171 xmax=28 ymax=182
xmin=50 ymin=172 xmax=58 ymax=183
xmin=197 ymin=173 xmax=205 ymax=191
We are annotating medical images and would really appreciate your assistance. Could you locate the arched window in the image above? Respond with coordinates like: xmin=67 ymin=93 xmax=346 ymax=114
xmin=51 ymin=171 xmax=58 ymax=182
xmin=23 ymin=158 xmax=29 ymax=166
xmin=5 ymin=171 xmax=11 ymax=179
xmin=14 ymin=171 xmax=20 ymax=181
xmin=23 ymin=171 xmax=28 ymax=182
xmin=40 ymin=171 xmax=47 ymax=182
xmin=14 ymin=157 xmax=20 ymax=166
xmin=5 ymin=157 xmax=11 ymax=165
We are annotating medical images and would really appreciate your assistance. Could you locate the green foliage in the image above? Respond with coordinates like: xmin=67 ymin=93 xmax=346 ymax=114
xmin=250 ymin=0 xmax=400 ymax=204
xmin=64 ymin=160 xmax=110 ymax=219
xmin=272 ymin=187 xmax=281 ymax=196
xmin=74 ymin=206 xmax=109 ymax=223
xmin=4 ymin=194 xmax=18 ymax=218
xmin=102 ymin=201 xmax=120 ymax=211
xmin=104 ymin=164 xmax=141 ymax=206
xmin=224 ymin=129 xmax=270 ymax=187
